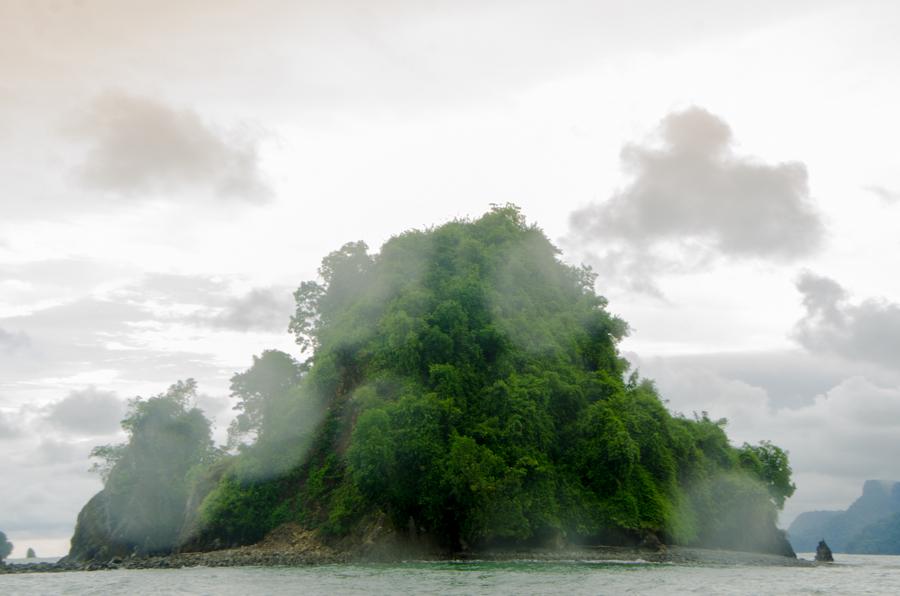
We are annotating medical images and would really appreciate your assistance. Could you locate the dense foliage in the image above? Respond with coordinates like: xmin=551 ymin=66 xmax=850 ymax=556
xmin=195 ymin=205 xmax=794 ymax=551
xmin=82 ymin=380 xmax=217 ymax=556
xmin=0 ymin=530 xmax=12 ymax=561
xmin=64 ymin=206 xmax=795 ymax=559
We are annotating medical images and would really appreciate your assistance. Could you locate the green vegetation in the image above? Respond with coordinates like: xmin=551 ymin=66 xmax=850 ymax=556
xmin=0 ymin=530 xmax=12 ymax=561
xmin=71 ymin=205 xmax=795 ymax=558
xmin=190 ymin=205 xmax=794 ymax=552
xmin=73 ymin=380 xmax=217 ymax=558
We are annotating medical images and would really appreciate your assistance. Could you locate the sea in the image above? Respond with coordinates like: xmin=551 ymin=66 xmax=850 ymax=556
xmin=2 ymin=554 xmax=898 ymax=595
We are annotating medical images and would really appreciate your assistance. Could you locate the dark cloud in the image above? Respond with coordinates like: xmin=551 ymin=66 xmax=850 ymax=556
xmin=864 ymin=185 xmax=900 ymax=204
xmin=125 ymin=274 xmax=294 ymax=333
xmin=793 ymin=272 xmax=900 ymax=370
xmin=194 ymin=287 xmax=294 ymax=332
xmin=69 ymin=92 xmax=272 ymax=202
xmin=568 ymin=107 xmax=824 ymax=293
xmin=43 ymin=387 xmax=126 ymax=436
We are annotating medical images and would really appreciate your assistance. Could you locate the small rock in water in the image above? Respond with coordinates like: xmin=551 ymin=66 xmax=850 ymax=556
xmin=815 ymin=539 xmax=834 ymax=562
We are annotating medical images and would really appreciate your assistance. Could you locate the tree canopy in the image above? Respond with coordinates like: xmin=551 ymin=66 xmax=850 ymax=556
xmin=195 ymin=205 xmax=794 ymax=552
xmin=82 ymin=379 xmax=217 ymax=556
xmin=67 ymin=205 xmax=795 ymax=559
xmin=0 ymin=530 xmax=12 ymax=561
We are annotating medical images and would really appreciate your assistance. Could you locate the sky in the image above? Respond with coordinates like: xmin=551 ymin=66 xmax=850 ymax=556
xmin=2 ymin=0 xmax=900 ymax=557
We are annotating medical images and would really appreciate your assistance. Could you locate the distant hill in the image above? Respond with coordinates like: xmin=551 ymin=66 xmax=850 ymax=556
xmin=788 ymin=480 xmax=900 ymax=553
xmin=847 ymin=512 xmax=900 ymax=554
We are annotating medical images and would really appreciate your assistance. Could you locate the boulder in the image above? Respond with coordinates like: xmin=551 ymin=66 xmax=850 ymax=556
xmin=815 ymin=539 xmax=834 ymax=562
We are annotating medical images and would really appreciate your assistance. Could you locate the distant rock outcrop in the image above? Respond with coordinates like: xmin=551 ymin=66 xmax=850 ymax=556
xmin=815 ymin=540 xmax=833 ymax=562
xmin=788 ymin=480 xmax=900 ymax=553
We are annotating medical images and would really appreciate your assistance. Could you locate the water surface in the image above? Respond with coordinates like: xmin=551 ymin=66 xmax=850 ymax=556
xmin=3 ymin=554 xmax=898 ymax=595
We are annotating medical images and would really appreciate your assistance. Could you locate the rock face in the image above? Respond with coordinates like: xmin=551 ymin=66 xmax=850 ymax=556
xmin=815 ymin=540 xmax=834 ymax=562
xmin=788 ymin=480 xmax=900 ymax=553
xmin=62 ymin=490 xmax=146 ymax=563
xmin=63 ymin=491 xmax=118 ymax=563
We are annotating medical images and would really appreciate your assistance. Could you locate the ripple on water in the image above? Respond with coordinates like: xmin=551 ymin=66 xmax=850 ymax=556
xmin=2 ymin=555 xmax=900 ymax=596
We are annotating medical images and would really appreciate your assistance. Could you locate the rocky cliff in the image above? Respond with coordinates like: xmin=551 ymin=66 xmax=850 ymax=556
xmin=788 ymin=480 xmax=900 ymax=553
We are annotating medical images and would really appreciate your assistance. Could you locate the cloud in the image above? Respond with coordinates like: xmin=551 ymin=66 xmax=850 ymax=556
xmin=0 ymin=439 xmax=100 ymax=550
xmin=0 ymin=409 xmax=23 ymax=440
xmin=43 ymin=387 xmax=126 ymax=436
xmin=124 ymin=274 xmax=294 ymax=332
xmin=68 ymin=92 xmax=272 ymax=202
xmin=864 ymin=185 xmax=900 ymax=204
xmin=568 ymin=107 xmax=824 ymax=293
xmin=630 ymin=352 xmax=900 ymax=522
xmin=0 ymin=296 xmax=225 ymax=406
xmin=628 ymin=349 xmax=896 ymax=410
xmin=193 ymin=287 xmax=294 ymax=332
xmin=793 ymin=272 xmax=900 ymax=370
xmin=0 ymin=327 xmax=30 ymax=352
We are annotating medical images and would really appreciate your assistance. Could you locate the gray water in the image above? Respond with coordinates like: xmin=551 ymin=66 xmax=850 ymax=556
xmin=2 ymin=555 xmax=899 ymax=595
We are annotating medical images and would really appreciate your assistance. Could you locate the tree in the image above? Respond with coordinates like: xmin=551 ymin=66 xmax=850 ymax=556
xmin=0 ymin=530 xmax=12 ymax=561
xmin=26 ymin=547 xmax=36 ymax=558
xmin=738 ymin=441 xmax=796 ymax=509
xmin=172 ymin=205 xmax=798 ymax=555
xmin=88 ymin=379 xmax=216 ymax=555
xmin=227 ymin=350 xmax=305 ymax=447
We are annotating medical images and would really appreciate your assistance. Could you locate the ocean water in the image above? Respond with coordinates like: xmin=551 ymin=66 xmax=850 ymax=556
xmin=2 ymin=554 xmax=899 ymax=595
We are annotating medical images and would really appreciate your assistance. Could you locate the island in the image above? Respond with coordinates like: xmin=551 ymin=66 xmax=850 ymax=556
xmin=58 ymin=206 xmax=797 ymax=568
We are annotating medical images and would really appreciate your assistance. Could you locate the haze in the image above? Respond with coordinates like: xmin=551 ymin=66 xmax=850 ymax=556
xmin=1 ymin=0 xmax=899 ymax=556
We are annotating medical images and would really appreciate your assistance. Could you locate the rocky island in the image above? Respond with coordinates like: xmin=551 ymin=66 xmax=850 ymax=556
xmin=28 ymin=207 xmax=798 ymax=571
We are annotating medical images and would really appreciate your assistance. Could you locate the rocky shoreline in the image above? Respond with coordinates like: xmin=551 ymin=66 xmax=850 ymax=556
xmin=1 ymin=545 xmax=815 ymax=574
xmin=1 ymin=521 xmax=814 ymax=575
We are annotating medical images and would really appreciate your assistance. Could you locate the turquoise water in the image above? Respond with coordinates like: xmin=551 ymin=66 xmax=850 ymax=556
xmin=3 ymin=555 xmax=899 ymax=595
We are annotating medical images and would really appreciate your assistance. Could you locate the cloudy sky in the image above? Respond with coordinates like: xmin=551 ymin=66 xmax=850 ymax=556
xmin=2 ymin=0 xmax=900 ymax=557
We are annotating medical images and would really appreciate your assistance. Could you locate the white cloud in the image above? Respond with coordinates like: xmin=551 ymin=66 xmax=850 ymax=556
xmin=0 ymin=408 xmax=23 ymax=441
xmin=864 ymin=185 xmax=900 ymax=204
xmin=0 ymin=327 xmax=30 ymax=352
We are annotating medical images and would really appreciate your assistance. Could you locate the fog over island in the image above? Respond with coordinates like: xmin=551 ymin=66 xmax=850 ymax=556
xmin=2 ymin=0 xmax=900 ymax=557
